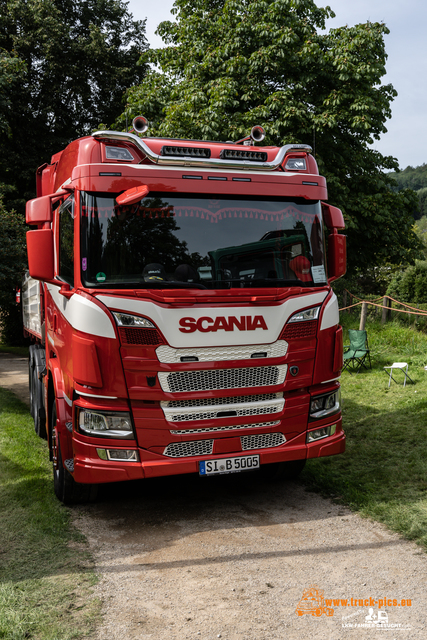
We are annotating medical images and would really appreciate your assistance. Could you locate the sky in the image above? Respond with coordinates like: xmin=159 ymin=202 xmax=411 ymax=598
xmin=126 ymin=0 xmax=426 ymax=170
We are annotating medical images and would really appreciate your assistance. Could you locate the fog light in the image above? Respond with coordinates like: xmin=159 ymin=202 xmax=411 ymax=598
xmin=97 ymin=448 xmax=140 ymax=461
xmin=307 ymin=424 xmax=336 ymax=443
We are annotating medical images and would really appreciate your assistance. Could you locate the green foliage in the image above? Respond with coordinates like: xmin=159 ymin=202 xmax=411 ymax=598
xmin=0 ymin=388 xmax=100 ymax=638
xmin=0 ymin=49 xmax=25 ymax=136
xmin=0 ymin=0 xmax=148 ymax=209
xmin=0 ymin=199 xmax=28 ymax=344
xmin=389 ymin=166 xmax=427 ymax=220
xmin=333 ymin=263 xmax=402 ymax=307
xmin=390 ymin=163 xmax=427 ymax=192
xmin=386 ymin=260 xmax=427 ymax=304
xmin=0 ymin=202 xmax=27 ymax=306
xmin=119 ymin=0 xmax=421 ymax=273
xmin=415 ymin=186 xmax=427 ymax=219
xmin=415 ymin=215 xmax=427 ymax=258
xmin=304 ymin=316 xmax=427 ymax=550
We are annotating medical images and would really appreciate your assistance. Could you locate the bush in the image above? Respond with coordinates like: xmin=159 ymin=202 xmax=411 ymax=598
xmin=0 ymin=201 xmax=27 ymax=345
xmin=386 ymin=261 xmax=427 ymax=304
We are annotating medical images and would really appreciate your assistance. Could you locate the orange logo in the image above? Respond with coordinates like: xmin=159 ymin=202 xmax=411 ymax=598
xmin=295 ymin=585 xmax=334 ymax=618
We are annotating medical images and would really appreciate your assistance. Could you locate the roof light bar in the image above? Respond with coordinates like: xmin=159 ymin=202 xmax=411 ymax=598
xmin=92 ymin=130 xmax=312 ymax=172
xmin=161 ymin=146 xmax=211 ymax=159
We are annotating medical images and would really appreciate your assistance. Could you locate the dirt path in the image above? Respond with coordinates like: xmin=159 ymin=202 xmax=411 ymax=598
xmin=1 ymin=354 xmax=426 ymax=638
xmin=0 ymin=352 xmax=30 ymax=406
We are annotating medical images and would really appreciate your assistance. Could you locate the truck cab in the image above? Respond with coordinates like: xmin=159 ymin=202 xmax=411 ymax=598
xmin=23 ymin=119 xmax=346 ymax=502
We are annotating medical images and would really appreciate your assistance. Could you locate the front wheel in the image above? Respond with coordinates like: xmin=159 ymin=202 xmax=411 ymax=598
xmin=51 ymin=403 xmax=98 ymax=504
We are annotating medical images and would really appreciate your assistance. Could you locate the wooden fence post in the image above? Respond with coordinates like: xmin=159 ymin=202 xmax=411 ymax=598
xmin=381 ymin=296 xmax=388 ymax=325
xmin=359 ymin=302 xmax=368 ymax=331
xmin=381 ymin=296 xmax=392 ymax=324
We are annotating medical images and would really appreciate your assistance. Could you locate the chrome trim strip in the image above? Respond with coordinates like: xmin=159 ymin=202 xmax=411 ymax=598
xmin=92 ymin=130 xmax=312 ymax=172
xmin=156 ymin=340 xmax=288 ymax=364
xmin=162 ymin=396 xmax=285 ymax=423
xmin=170 ymin=419 xmax=281 ymax=435
xmin=63 ymin=392 xmax=73 ymax=407
xmin=76 ymin=391 xmax=118 ymax=399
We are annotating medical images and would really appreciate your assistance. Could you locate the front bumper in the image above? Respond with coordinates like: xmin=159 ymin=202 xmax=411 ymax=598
xmin=72 ymin=419 xmax=345 ymax=484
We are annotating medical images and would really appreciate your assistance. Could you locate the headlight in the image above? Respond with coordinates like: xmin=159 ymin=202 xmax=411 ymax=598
xmin=309 ymin=389 xmax=341 ymax=420
xmin=288 ymin=306 xmax=320 ymax=323
xmin=112 ymin=312 xmax=154 ymax=328
xmin=77 ymin=409 xmax=134 ymax=439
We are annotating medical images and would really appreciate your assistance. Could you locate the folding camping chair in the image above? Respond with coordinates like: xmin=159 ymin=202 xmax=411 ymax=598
xmin=343 ymin=329 xmax=372 ymax=374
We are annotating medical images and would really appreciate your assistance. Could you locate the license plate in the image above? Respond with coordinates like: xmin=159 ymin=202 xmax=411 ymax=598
xmin=199 ymin=455 xmax=260 ymax=476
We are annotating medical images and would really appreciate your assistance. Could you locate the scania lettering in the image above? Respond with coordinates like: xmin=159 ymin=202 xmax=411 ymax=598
xmin=23 ymin=117 xmax=346 ymax=503
xmin=179 ymin=315 xmax=268 ymax=333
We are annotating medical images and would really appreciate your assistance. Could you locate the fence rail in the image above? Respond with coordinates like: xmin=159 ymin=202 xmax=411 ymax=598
xmin=339 ymin=291 xmax=427 ymax=330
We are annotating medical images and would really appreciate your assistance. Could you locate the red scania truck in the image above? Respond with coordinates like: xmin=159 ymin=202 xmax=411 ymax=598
xmin=23 ymin=117 xmax=346 ymax=503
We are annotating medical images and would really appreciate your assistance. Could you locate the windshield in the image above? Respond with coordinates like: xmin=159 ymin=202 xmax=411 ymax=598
xmin=80 ymin=192 xmax=327 ymax=289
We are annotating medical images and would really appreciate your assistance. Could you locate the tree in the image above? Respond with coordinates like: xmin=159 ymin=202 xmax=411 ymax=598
xmin=0 ymin=49 xmax=26 ymax=197
xmin=0 ymin=0 xmax=148 ymax=209
xmin=0 ymin=199 xmax=27 ymax=344
xmin=119 ymin=0 xmax=421 ymax=273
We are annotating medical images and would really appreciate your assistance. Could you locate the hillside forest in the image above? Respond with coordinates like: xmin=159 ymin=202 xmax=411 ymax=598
xmin=390 ymin=165 xmax=427 ymax=253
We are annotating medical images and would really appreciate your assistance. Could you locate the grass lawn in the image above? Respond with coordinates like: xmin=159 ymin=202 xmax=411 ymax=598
xmin=0 ymin=388 xmax=101 ymax=640
xmin=0 ymin=345 xmax=29 ymax=357
xmin=303 ymin=315 xmax=427 ymax=550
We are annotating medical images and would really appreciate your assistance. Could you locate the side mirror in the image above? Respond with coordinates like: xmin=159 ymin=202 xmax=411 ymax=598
xmin=26 ymin=229 xmax=54 ymax=281
xmin=321 ymin=202 xmax=345 ymax=230
xmin=116 ymin=184 xmax=149 ymax=205
xmin=26 ymin=188 xmax=73 ymax=225
xmin=328 ymin=231 xmax=346 ymax=282
xmin=26 ymin=195 xmax=53 ymax=224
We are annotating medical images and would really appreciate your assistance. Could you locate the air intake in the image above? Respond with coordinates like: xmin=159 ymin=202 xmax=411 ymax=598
xmin=119 ymin=327 xmax=164 ymax=346
xmin=161 ymin=145 xmax=211 ymax=158
xmin=220 ymin=149 xmax=268 ymax=162
xmin=281 ymin=320 xmax=317 ymax=340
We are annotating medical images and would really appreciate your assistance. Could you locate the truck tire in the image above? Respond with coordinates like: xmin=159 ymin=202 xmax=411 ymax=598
xmin=261 ymin=459 xmax=306 ymax=481
xmin=28 ymin=345 xmax=36 ymax=419
xmin=31 ymin=345 xmax=47 ymax=439
xmin=51 ymin=404 xmax=98 ymax=504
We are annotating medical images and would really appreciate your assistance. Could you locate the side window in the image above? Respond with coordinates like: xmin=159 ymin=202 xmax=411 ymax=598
xmin=59 ymin=196 xmax=75 ymax=286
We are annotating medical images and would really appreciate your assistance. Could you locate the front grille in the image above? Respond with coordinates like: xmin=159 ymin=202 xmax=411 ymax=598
xmin=119 ymin=327 xmax=164 ymax=346
xmin=156 ymin=341 xmax=288 ymax=363
xmin=281 ymin=320 xmax=317 ymax=340
xmin=162 ymin=394 xmax=284 ymax=422
xmin=163 ymin=430 xmax=285 ymax=458
xmin=170 ymin=420 xmax=280 ymax=435
xmin=163 ymin=439 xmax=214 ymax=458
xmin=158 ymin=365 xmax=287 ymax=393
xmin=241 ymin=432 xmax=286 ymax=450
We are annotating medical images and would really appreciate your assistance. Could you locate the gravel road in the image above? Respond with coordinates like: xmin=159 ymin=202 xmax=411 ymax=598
xmin=1 ymin=353 xmax=426 ymax=639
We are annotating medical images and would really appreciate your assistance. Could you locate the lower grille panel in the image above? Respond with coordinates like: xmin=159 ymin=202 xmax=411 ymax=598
xmin=163 ymin=431 xmax=286 ymax=458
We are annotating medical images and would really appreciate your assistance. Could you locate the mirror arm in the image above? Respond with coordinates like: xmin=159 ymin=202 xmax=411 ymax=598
xmin=59 ymin=282 xmax=73 ymax=299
